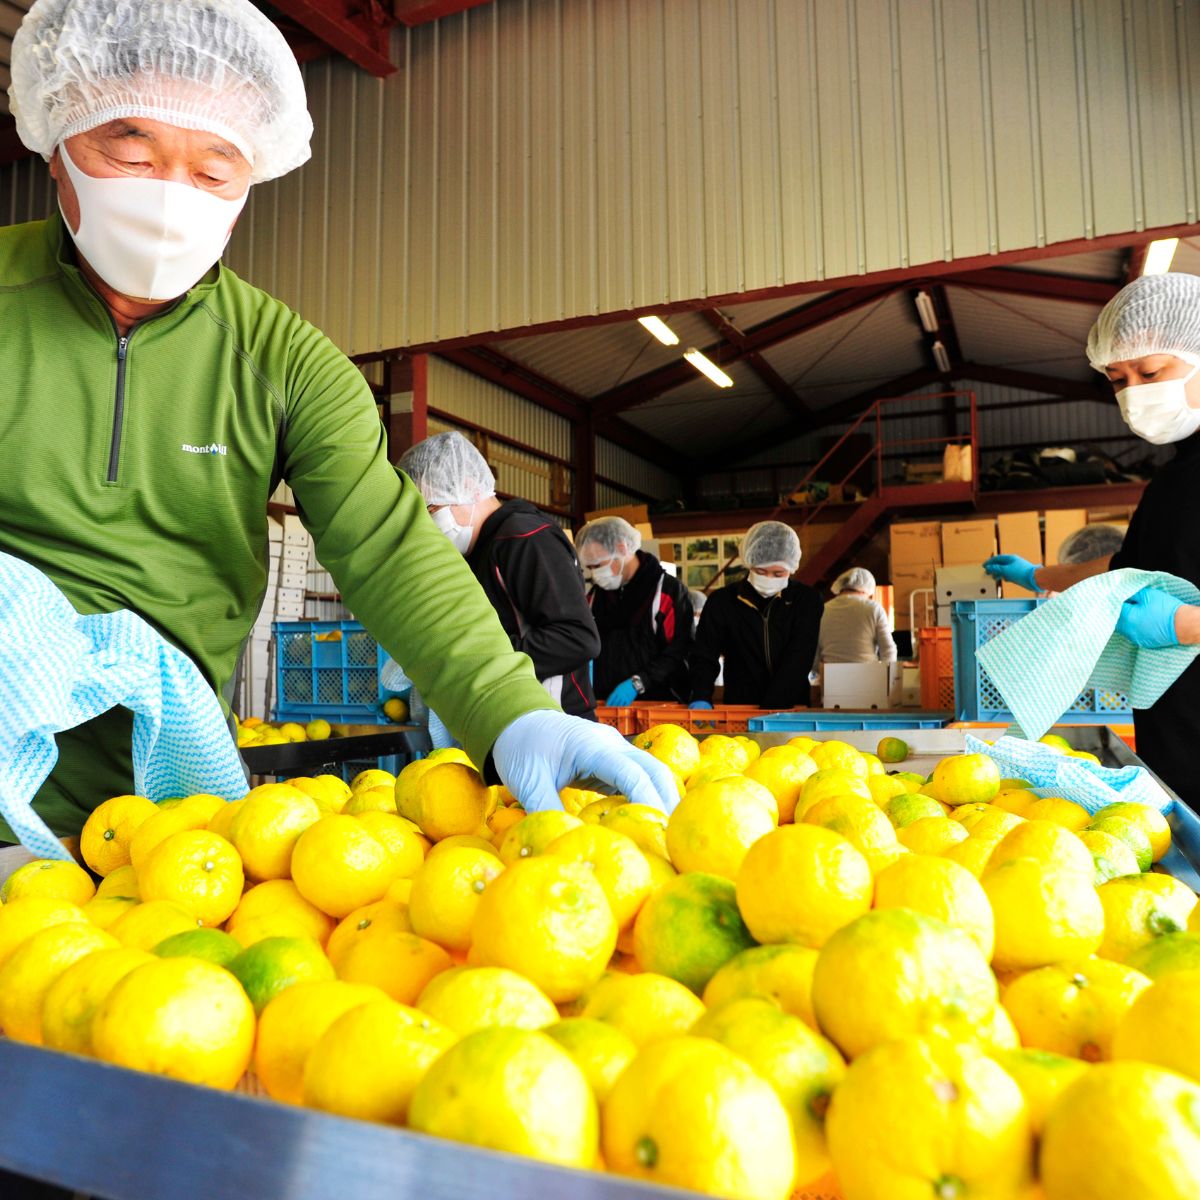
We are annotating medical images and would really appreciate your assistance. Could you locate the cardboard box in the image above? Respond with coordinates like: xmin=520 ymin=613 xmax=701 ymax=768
xmin=1043 ymin=509 xmax=1088 ymax=565
xmin=584 ymin=503 xmax=649 ymax=525
xmin=282 ymin=542 xmax=310 ymax=567
xmin=822 ymin=663 xmax=901 ymax=710
xmin=282 ymin=514 xmax=308 ymax=546
xmin=890 ymin=521 xmax=943 ymax=572
xmin=279 ymin=569 xmax=307 ymax=592
xmin=935 ymin=567 xmax=999 ymax=606
xmin=276 ymin=599 xmax=305 ymax=618
xmin=941 ymin=519 xmax=997 ymax=566
xmin=996 ymin=512 xmax=1043 ymax=598
xmin=892 ymin=567 xmax=937 ymax=631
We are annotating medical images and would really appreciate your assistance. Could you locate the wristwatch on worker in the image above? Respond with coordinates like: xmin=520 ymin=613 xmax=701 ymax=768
xmin=630 ymin=675 xmax=646 ymax=695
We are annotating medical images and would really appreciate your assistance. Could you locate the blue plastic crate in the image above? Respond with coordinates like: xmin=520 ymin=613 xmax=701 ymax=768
xmin=747 ymin=712 xmax=948 ymax=732
xmin=273 ymin=620 xmax=390 ymax=722
xmin=951 ymin=599 xmax=1134 ymax=724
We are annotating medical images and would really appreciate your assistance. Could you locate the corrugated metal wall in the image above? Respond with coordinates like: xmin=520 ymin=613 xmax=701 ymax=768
xmin=697 ymin=382 xmax=1148 ymax=500
xmin=596 ymin=437 xmax=681 ymax=503
xmin=211 ymin=0 xmax=1200 ymax=353
xmin=0 ymin=153 xmax=53 ymax=227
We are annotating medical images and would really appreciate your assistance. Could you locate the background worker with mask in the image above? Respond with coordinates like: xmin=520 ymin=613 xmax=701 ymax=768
xmin=816 ymin=568 xmax=897 ymax=666
xmin=984 ymin=273 xmax=1200 ymax=800
xmin=398 ymin=432 xmax=600 ymax=719
xmin=576 ymin=516 xmax=694 ymax=706
xmin=688 ymin=521 xmax=823 ymax=710
xmin=0 ymin=0 xmax=676 ymax=839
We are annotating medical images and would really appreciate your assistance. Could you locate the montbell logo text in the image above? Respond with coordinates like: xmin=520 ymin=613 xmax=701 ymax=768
xmin=181 ymin=442 xmax=228 ymax=456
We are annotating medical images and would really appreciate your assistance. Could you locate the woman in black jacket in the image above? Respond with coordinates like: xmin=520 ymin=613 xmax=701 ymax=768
xmin=689 ymin=521 xmax=823 ymax=709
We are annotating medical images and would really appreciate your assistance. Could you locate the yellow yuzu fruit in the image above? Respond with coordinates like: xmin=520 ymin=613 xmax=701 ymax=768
xmin=469 ymin=857 xmax=617 ymax=1003
xmin=287 ymin=774 xmax=352 ymax=814
xmin=1025 ymin=797 xmax=1092 ymax=832
xmin=417 ymin=964 xmax=558 ymax=1033
xmin=788 ymin=736 xmax=818 ymax=754
xmin=633 ymin=872 xmax=755 ymax=995
xmin=703 ymin=943 xmax=820 ymax=1028
xmin=1096 ymin=876 xmax=1192 ymax=962
xmin=876 ymin=736 xmax=910 ymax=764
xmin=826 ymin=1035 xmax=1032 ymax=1200
xmin=984 ymin=858 xmax=1105 ymax=971
xmin=175 ymin=794 xmax=228 ymax=823
xmin=576 ymin=971 xmax=706 ymax=1047
xmin=985 ymin=819 xmax=1095 ymax=878
xmin=1087 ymin=815 xmax=1154 ymax=871
xmin=95 ymin=864 xmax=139 ymax=900
xmin=1077 ymin=829 xmax=1142 ymax=885
xmin=411 ymin=1028 xmax=598 ymax=1167
xmin=885 ymin=793 xmax=947 ymax=829
xmin=152 ymin=927 xmax=241 ymax=965
xmin=407 ymin=845 xmax=503 ymax=952
xmin=736 ymin=824 xmax=872 ymax=948
xmin=350 ymin=768 xmax=397 ymax=792
xmin=498 ymin=809 xmax=584 ymax=863
xmin=227 ymin=935 xmax=336 ymax=1014
xmin=82 ymin=896 xmax=139 ymax=930
xmin=303 ymin=998 xmax=457 ymax=1124
xmin=0 ymin=898 xmax=89 ymax=968
xmin=808 ymin=741 xmax=868 ymax=777
xmin=954 ymin=806 xmax=1025 ymax=842
xmin=693 ymin=996 xmax=845 ymax=1186
xmin=795 ymin=768 xmax=873 ymax=821
xmin=812 ymin=909 xmax=998 ymax=1059
xmin=330 ymin=924 xmax=450 ymax=1005
xmin=898 ymin=815 xmax=969 ymax=854
xmin=1120 ymin=871 xmax=1198 ymax=915
xmin=80 ymin=794 xmax=158 ymax=876
xmin=867 ymin=773 xmax=910 ymax=809
xmin=384 ymin=877 xmax=413 ymax=905
xmin=643 ymin=851 xmax=677 ymax=890
xmin=1093 ymin=802 xmax=1171 ymax=862
xmin=1039 ymin=1061 xmax=1200 ymax=1200
xmin=576 ymin=796 xmax=626 ymax=825
xmin=426 ymin=832 xmax=496 ymax=857
xmin=630 ymin=723 xmax=701 ymax=779
xmin=802 ymin=793 xmax=899 ymax=874
xmin=545 ymin=1017 xmax=638 ymax=1103
xmin=601 ymin=1035 xmax=796 ymax=1199
xmin=695 ymin=733 xmax=752 ymax=773
xmin=994 ymin=1048 xmax=1089 ymax=1134
xmin=136 ymin=829 xmax=244 ymax=926
xmin=743 ymin=754 xmax=814 ymax=822
xmin=40 ymin=945 xmax=152 ymax=1056
xmin=227 ymin=879 xmax=335 ymax=947
xmin=206 ymin=798 xmax=243 ymax=842
xmin=0 ymin=921 xmax=117 ymax=1043
xmin=254 ymin=978 xmax=388 ymax=1104
xmin=352 ymin=810 xmax=429 ymax=877
xmin=227 ymin=912 xmax=326 ymax=950
xmin=229 ymin=784 xmax=322 ymax=881
xmin=290 ymin=815 xmax=395 ymax=918
xmin=1 ymin=858 xmax=95 ymax=906
xmin=543 ymin=824 xmax=652 ymax=931
xmin=93 ymin=957 xmax=255 ymax=1088
xmin=992 ymin=788 xmax=1039 ymax=817
xmin=665 ymin=779 xmax=777 ymax=880
xmin=941 ymin=833 xmax=1003 ymax=878
xmin=925 ymin=753 xmax=1001 ymax=806
xmin=325 ymin=898 xmax=412 ymax=965
xmin=872 ymin=853 xmax=994 ymax=959
xmin=559 ymin=786 xmax=604 ymax=815
xmin=342 ymin=786 xmax=399 ymax=816
xmin=735 ymin=735 xmax=762 ymax=763
xmin=1039 ymin=734 xmax=1072 ymax=752
xmin=1126 ymin=929 xmax=1200 ymax=980
xmin=1112 ymin=967 xmax=1200 ymax=1083
xmin=599 ymin=804 xmax=669 ymax=859
xmin=110 ymin=899 xmax=200 ymax=951
xmin=128 ymin=805 xmax=213 ymax=873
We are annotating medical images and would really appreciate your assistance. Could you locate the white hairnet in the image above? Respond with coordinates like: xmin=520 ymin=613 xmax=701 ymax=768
xmin=741 ymin=521 xmax=801 ymax=571
xmin=9 ymin=0 xmax=312 ymax=183
xmin=832 ymin=567 xmax=876 ymax=595
xmin=576 ymin=516 xmax=642 ymax=560
xmin=1058 ymin=524 xmax=1126 ymax=565
xmin=398 ymin=431 xmax=496 ymax=507
xmin=1087 ymin=273 xmax=1200 ymax=371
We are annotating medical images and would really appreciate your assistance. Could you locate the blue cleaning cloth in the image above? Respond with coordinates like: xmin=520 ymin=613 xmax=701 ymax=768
xmin=965 ymin=734 xmax=1173 ymax=815
xmin=974 ymin=568 xmax=1200 ymax=740
xmin=0 ymin=553 xmax=249 ymax=859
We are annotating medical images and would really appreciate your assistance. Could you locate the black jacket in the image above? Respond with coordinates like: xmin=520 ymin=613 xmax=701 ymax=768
xmin=589 ymin=551 xmax=694 ymax=701
xmin=1110 ymin=431 xmax=1200 ymax=805
xmin=467 ymin=499 xmax=600 ymax=719
xmin=690 ymin=579 xmax=824 ymax=707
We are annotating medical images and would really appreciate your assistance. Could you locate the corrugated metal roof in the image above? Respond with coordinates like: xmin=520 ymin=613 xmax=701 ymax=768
xmin=1017 ymin=250 xmax=1126 ymax=280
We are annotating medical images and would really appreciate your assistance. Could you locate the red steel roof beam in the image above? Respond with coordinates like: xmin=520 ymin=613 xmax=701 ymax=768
xmin=393 ymin=0 xmax=494 ymax=24
xmin=268 ymin=0 xmax=397 ymax=77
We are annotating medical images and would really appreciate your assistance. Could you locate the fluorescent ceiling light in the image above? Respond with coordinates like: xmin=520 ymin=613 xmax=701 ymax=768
xmin=683 ymin=348 xmax=734 ymax=388
xmin=914 ymin=291 xmax=939 ymax=333
xmin=638 ymin=315 xmax=680 ymax=345
xmin=1142 ymin=238 xmax=1179 ymax=276
xmin=932 ymin=340 xmax=952 ymax=373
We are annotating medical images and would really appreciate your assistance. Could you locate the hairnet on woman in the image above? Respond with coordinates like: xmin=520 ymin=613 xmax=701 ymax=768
xmin=817 ymin=566 xmax=896 ymax=665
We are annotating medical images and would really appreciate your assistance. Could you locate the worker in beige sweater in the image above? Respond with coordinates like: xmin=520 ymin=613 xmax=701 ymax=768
xmin=817 ymin=569 xmax=898 ymax=665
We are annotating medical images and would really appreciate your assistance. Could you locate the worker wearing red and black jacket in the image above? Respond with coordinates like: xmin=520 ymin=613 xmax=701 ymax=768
xmin=576 ymin=517 xmax=695 ymax=705
xmin=688 ymin=521 xmax=824 ymax=709
xmin=398 ymin=433 xmax=600 ymax=719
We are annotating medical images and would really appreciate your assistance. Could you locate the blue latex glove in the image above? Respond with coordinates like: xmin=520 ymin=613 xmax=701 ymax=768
xmin=1116 ymin=587 xmax=1184 ymax=648
xmin=493 ymin=710 xmax=679 ymax=814
xmin=689 ymin=701 xmax=714 ymax=710
xmin=983 ymin=555 xmax=1042 ymax=592
xmin=606 ymin=679 xmax=639 ymax=707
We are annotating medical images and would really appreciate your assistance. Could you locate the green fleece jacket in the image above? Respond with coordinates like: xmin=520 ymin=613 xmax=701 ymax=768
xmin=0 ymin=215 xmax=555 ymax=838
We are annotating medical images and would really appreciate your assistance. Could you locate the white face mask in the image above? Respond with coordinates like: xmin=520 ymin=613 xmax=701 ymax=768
xmin=432 ymin=504 xmax=475 ymax=554
xmin=749 ymin=572 xmax=790 ymax=598
xmin=587 ymin=560 xmax=624 ymax=591
xmin=59 ymin=143 xmax=248 ymax=302
xmin=1116 ymin=361 xmax=1200 ymax=445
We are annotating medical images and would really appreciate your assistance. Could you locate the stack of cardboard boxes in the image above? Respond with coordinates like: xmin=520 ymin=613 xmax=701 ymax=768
xmin=890 ymin=521 xmax=941 ymax=634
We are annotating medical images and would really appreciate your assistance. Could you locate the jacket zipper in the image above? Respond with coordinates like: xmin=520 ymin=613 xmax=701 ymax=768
xmin=107 ymin=334 xmax=129 ymax=483
xmin=762 ymin=600 xmax=773 ymax=672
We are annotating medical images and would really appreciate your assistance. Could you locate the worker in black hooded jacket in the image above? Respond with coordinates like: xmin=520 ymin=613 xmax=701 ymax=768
xmin=398 ymin=432 xmax=599 ymax=718
xmin=576 ymin=516 xmax=694 ymax=704
xmin=688 ymin=521 xmax=824 ymax=709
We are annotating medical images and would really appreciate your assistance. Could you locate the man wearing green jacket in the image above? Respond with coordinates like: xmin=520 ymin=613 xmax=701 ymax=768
xmin=1 ymin=0 xmax=676 ymax=841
